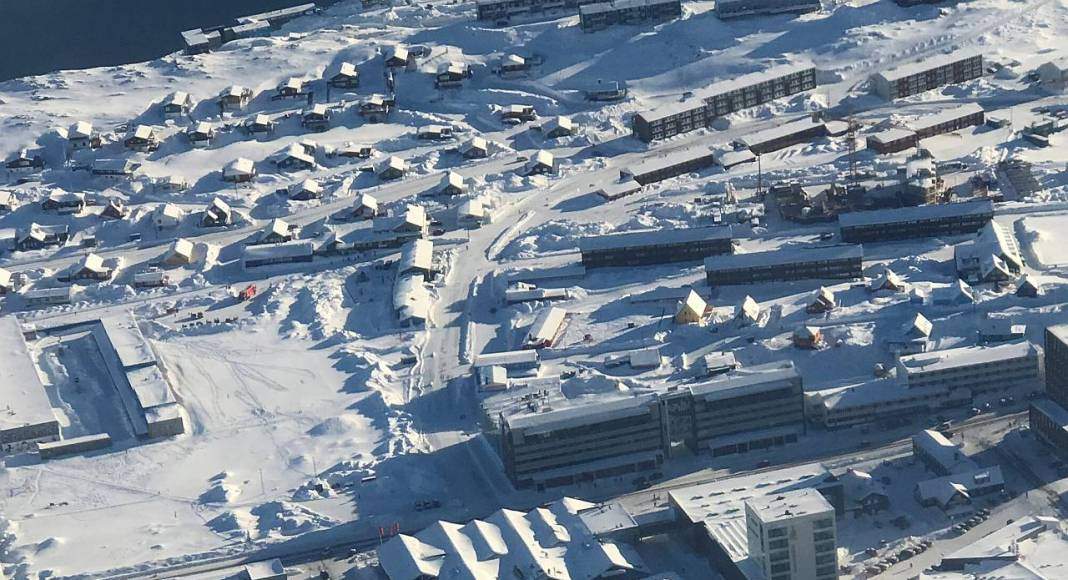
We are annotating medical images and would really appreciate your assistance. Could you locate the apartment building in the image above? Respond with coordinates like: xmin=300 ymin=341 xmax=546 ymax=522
xmin=620 ymin=144 xmax=718 ymax=185
xmin=681 ymin=361 xmax=806 ymax=456
xmin=746 ymin=489 xmax=839 ymax=580
xmin=632 ymin=65 xmax=818 ymax=142
xmin=870 ymin=52 xmax=983 ymax=100
xmin=715 ymin=0 xmax=821 ymax=18
xmin=578 ymin=225 xmax=734 ymax=268
xmin=1031 ymin=326 xmax=1068 ymax=452
xmin=476 ymin=0 xmax=597 ymax=22
xmin=838 ymin=200 xmax=994 ymax=244
xmin=579 ymin=0 xmax=682 ymax=31
xmin=704 ymin=244 xmax=863 ymax=286
xmin=867 ymin=103 xmax=986 ymax=154
xmin=896 ymin=341 xmax=1041 ymax=396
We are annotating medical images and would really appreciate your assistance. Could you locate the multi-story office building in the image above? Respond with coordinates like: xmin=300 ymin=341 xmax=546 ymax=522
xmin=897 ymin=341 xmax=1041 ymax=396
xmin=705 ymin=244 xmax=863 ymax=286
xmin=681 ymin=362 xmax=806 ymax=456
xmin=579 ymin=0 xmax=682 ymax=31
xmin=1031 ymin=326 xmax=1068 ymax=451
xmin=838 ymin=200 xmax=994 ymax=244
xmin=746 ymin=489 xmax=839 ymax=580
xmin=715 ymin=0 xmax=821 ymax=18
xmin=578 ymin=225 xmax=734 ymax=269
xmin=632 ymin=65 xmax=818 ymax=142
xmin=870 ymin=52 xmax=983 ymax=100
xmin=500 ymin=395 xmax=666 ymax=489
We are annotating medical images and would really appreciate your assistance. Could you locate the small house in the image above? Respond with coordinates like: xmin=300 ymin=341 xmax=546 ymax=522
xmin=0 ymin=267 xmax=14 ymax=294
xmin=501 ymin=104 xmax=536 ymax=124
xmin=869 ymin=268 xmax=906 ymax=292
xmin=458 ymin=197 xmax=489 ymax=228
xmin=377 ymin=156 xmax=407 ymax=180
xmin=460 ymin=137 xmax=489 ymax=159
xmin=978 ymin=318 xmax=1026 ymax=343
xmin=890 ymin=313 xmax=933 ymax=354
xmin=63 ymin=253 xmax=113 ymax=283
xmin=933 ymin=279 xmax=976 ymax=306
xmin=274 ymin=144 xmax=316 ymax=172
xmin=522 ymin=150 xmax=555 ymax=175
xmin=161 ymin=238 xmax=195 ymax=267
xmin=338 ymin=142 xmax=373 ymax=159
xmin=259 ymin=218 xmax=294 ymax=244
xmin=301 ymin=104 xmax=331 ymax=132
xmin=276 ymin=77 xmax=304 ymax=98
xmin=398 ymin=239 xmax=435 ymax=278
xmin=218 ymin=85 xmax=253 ymax=112
xmin=327 ymin=62 xmax=359 ymax=89
xmin=6 ymin=148 xmax=44 ymax=172
xmin=674 ymin=289 xmax=707 ymax=324
xmin=0 ymin=191 xmax=18 ymax=213
xmin=1037 ymin=57 xmax=1068 ymax=87
xmin=16 ymin=223 xmax=69 ymax=251
xmin=384 ymin=45 xmax=410 ymax=68
xmin=479 ymin=365 xmax=509 ymax=391
xmin=68 ymin=121 xmax=100 ymax=150
xmin=100 ymin=198 xmax=129 ymax=220
xmin=133 ymin=268 xmax=170 ymax=288
xmin=376 ymin=204 xmax=427 ymax=235
xmin=243 ymin=559 xmax=287 ymax=580
xmin=793 ymin=325 xmax=821 ymax=349
xmin=499 ymin=54 xmax=529 ymax=77
xmin=1016 ymin=275 xmax=1041 ymax=298
xmin=223 ymin=158 xmax=257 ymax=183
xmin=161 ymin=91 xmax=194 ymax=119
xmin=806 ymin=287 xmax=837 ymax=314
xmin=737 ymin=295 xmax=761 ymax=325
xmin=435 ymin=61 xmax=469 ymax=88
xmin=436 ymin=171 xmax=466 ymax=196
xmin=288 ymin=179 xmax=323 ymax=201
xmin=417 ymin=125 xmax=453 ymax=141
xmin=125 ymin=125 xmax=160 ymax=152
xmin=201 ymin=197 xmax=233 ymax=227
xmin=977 ymin=254 xmax=1013 ymax=283
xmin=186 ymin=122 xmax=215 ymax=147
xmin=156 ymin=175 xmax=188 ymax=193
xmin=840 ymin=469 xmax=890 ymax=514
xmin=153 ymin=203 xmax=184 ymax=229
xmin=42 ymin=191 xmax=86 ymax=214
xmin=354 ymin=193 xmax=379 ymax=219
xmin=359 ymin=94 xmax=391 ymax=122
xmin=245 ymin=114 xmax=274 ymax=135
xmin=540 ymin=116 xmax=574 ymax=139
xmin=92 ymin=159 xmax=139 ymax=179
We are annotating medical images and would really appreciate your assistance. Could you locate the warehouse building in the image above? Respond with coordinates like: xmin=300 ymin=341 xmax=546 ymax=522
xmin=715 ymin=0 xmax=821 ymax=18
xmin=579 ymin=0 xmax=682 ymax=31
xmin=0 ymin=316 xmax=60 ymax=454
xmin=838 ymin=199 xmax=994 ymax=244
xmin=870 ymin=52 xmax=983 ymax=100
xmin=632 ymin=64 xmax=818 ymax=142
xmin=704 ymin=244 xmax=863 ymax=286
xmin=578 ymin=225 xmax=734 ymax=269
xmin=500 ymin=394 xmax=666 ymax=489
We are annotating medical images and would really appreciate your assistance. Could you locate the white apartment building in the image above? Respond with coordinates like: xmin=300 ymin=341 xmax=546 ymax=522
xmin=896 ymin=341 xmax=1041 ymax=395
xmin=746 ymin=488 xmax=839 ymax=580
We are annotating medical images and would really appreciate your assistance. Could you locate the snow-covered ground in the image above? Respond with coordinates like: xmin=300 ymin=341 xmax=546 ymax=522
xmin=4 ymin=0 xmax=1068 ymax=576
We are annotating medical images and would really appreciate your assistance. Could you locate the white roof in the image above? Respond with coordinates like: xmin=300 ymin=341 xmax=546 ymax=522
xmin=738 ymin=117 xmax=824 ymax=148
xmin=303 ymin=103 xmax=329 ymax=117
xmin=69 ymin=121 xmax=93 ymax=138
xmin=99 ymin=312 xmax=156 ymax=369
xmin=915 ymin=466 xmax=1004 ymax=505
xmin=225 ymin=157 xmax=256 ymax=177
xmin=279 ymin=77 xmax=303 ymax=91
xmin=394 ymin=274 xmax=430 ymax=322
xmin=505 ymin=394 xmax=656 ymax=435
xmin=289 ymin=179 xmax=322 ymax=196
xmin=243 ymin=240 xmax=315 ymax=262
xmin=873 ymin=51 xmax=982 ymax=83
xmin=156 ymin=203 xmax=184 ymax=220
xmin=690 ymin=361 xmax=798 ymax=401
xmin=579 ymin=225 xmax=733 ymax=253
xmin=189 ymin=121 xmax=214 ymax=136
xmin=220 ymin=85 xmax=250 ymax=98
xmin=163 ymin=91 xmax=192 ymax=107
xmin=130 ymin=125 xmax=156 ymax=140
xmin=333 ymin=61 xmax=358 ymax=77
xmin=359 ymin=193 xmax=378 ymax=211
xmin=207 ymin=197 xmax=232 ymax=215
xmin=398 ymin=239 xmax=434 ymax=273
xmin=704 ymin=244 xmax=862 ymax=272
xmin=676 ymin=289 xmax=707 ymax=318
xmin=0 ymin=316 xmax=56 ymax=432
xmin=839 ymin=199 xmax=994 ymax=229
xmin=670 ymin=462 xmax=835 ymax=525
xmin=541 ymin=115 xmax=573 ymax=134
xmin=525 ymin=306 xmax=566 ymax=347
xmin=379 ymin=156 xmax=407 ymax=173
xmin=388 ymin=45 xmax=409 ymax=61
xmin=473 ymin=350 xmax=539 ymax=368
xmin=441 ymin=171 xmax=465 ymax=191
xmin=461 ymin=136 xmax=488 ymax=153
xmin=0 ymin=267 xmax=11 ymax=287
xmin=459 ymin=197 xmax=485 ymax=219
xmin=74 ymin=252 xmax=109 ymax=274
xmin=247 ymin=113 xmax=273 ymax=127
xmin=244 ymin=559 xmax=286 ymax=580
xmin=912 ymin=429 xmax=976 ymax=472
xmin=746 ymin=488 xmax=834 ymax=524
xmin=900 ymin=341 xmax=1036 ymax=375
xmin=907 ymin=103 xmax=985 ymax=133
xmin=169 ymin=238 xmax=195 ymax=259
xmin=738 ymin=295 xmax=761 ymax=321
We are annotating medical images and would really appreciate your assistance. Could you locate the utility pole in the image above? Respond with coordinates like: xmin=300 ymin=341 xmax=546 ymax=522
xmin=756 ymin=154 xmax=763 ymax=199
xmin=846 ymin=117 xmax=860 ymax=189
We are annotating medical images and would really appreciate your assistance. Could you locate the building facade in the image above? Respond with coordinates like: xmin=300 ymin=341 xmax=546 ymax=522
xmin=1031 ymin=326 xmax=1068 ymax=452
xmin=870 ymin=52 xmax=983 ymax=100
xmin=579 ymin=0 xmax=681 ymax=30
xmin=579 ymin=225 xmax=734 ymax=268
xmin=715 ymin=0 xmax=821 ymax=18
xmin=705 ymin=244 xmax=863 ymax=286
xmin=633 ymin=65 xmax=818 ymax=142
xmin=746 ymin=489 xmax=839 ymax=580
xmin=896 ymin=341 xmax=1041 ymax=396
xmin=838 ymin=200 xmax=994 ymax=244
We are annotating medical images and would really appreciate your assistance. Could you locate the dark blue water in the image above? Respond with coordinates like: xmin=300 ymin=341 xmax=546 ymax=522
xmin=0 ymin=0 xmax=320 ymax=81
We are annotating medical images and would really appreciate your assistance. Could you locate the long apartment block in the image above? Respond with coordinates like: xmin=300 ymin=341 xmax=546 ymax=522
xmin=870 ymin=52 xmax=983 ymax=100
xmin=579 ymin=0 xmax=682 ymax=31
xmin=704 ymin=244 xmax=863 ymax=286
xmin=632 ymin=64 xmax=818 ymax=142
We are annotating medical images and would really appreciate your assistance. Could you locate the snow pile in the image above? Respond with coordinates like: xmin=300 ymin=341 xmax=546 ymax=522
xmin=332 ymin=346 xmax=402 ymax=404
xmin=269 ymin=269 xmax=354 ymax=341
xmin=500 ymin=219 xmax=612 ymax=259
xmin=250 ymin=501 xmax=339 ymax=539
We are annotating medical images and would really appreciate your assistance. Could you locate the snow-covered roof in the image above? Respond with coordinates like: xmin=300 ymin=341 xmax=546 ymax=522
xmin=899 ymin=341 xmax=1036 ymax=375
xmin=332 ymin=61 xmax=358 ymax=77
xmin=704 ymin=244 xmax=862 ymax=272
xmin=640 ymin=63 xmax=815 ymax=123
xmin=0 ymin=316 xmax=56 ymax=433
xmin=839 ymin=199 xmax=994 ymax=229
xmin=74 ymin=252 xmax=108 ymax=274
xmin=907 ymin=103 xmax=985 ymax=133
xmin=155 ymin=203 xmax=184 ymax=220
xmin=224 ymin=157 xmax=256 ymax=177
xmin=243 ymin=240 xmax=315 ymax=262
xmin=279 ymin=77 xmax=304 ymax=92
xmin=220 ymin=85 xmax=250 ymax=98
xmin=689 ymin=361 xmax=798 ymax=401
xmin=912 ymin=429 xmax=977 ymax=473
xmin=458 ymin=197 xmax=485 ymax=219
xmin=676 ymin=289 xmax=707 ymax=318
xmin=525 ymin=306 xmax=566 ymax=347
xmin=867 ymin=128 xmax=916 ymax=145
xmin=747 ymin=488 xmax=834 ymax=524
xmin=504 ymin=394 xmax=657 ymax=435
xmin=461 ymin=136 xmax=489 ymax=154
xmin=69 ymin=121 xmax=93 ymax=138
xmin=207 ymin=197 xmax=232 ymax=215
xmin=738 ymin=295 xmax=761 ymax=321
xmin=246 ymin=113 xmax=273 ymax=127
xmin=303 ymin=103 xmax=329 ymax=118
xmin=398 ymin=239 xmax=434 ymax=274
xmin=379 ymin=155 xmax=407 ymax=173
xmin=289 ymin=178 xmax=322 ymax=196
xmin=387 ymin=45 xmax=409 ymax=62
xmin=169 ymin=238 xmax=195 ymax=259
xmin=244 ymin=559 xmax=286 ymax=580
xmin=188 ymin=121 xmax=214 ymax=136
xmin=738 ymin=117 xmax=825 ymax=148
xmin=915 ymin=466 xmax=1003 ymax=506
xmin=394 ymin=274 xmax=430 ymax=322
xmin=579 ymin=225 xmax=733 ymax=253
xmin=441 ymin=171 xmax=465 ymax=191
xmin=873 ymin=51 xmax=982 ymax=83
xmin=163 ymin=91 xmax=192 ymax=107
xmin=130 ymin=125 xmax=156 ymax=141
xmin=540 ymin=115 xmax=573 ymax=134
xmin=901 ymin=312 xmax=933 ymax=339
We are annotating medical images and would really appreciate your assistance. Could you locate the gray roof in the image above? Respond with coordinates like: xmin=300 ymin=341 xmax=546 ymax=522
xmin=505 ymin=394 xmax=657 ymax=435
xmin=838 ymin=200 xmax=994 ymax=229
xmin=873 ymin=51 xmax=982 ymax=83
xmin=578 ymin=225 xmax=733 ymax=253
xmin=704 ymin=244 xmax=862 ymax=272
xmin=689 ymin=361 xmax=799 ymax=401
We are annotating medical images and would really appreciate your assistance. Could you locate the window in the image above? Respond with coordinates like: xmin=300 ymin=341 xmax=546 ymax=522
xmin=771 ymin=562 xmax=791 ymax=574
xmin=814 ymin=530 xmax=834 ymax=542
xmin=814 ymin=517 xmax=834 ymax=529
xmin=768 ymin=527 xmax=787 ymax=538
xmin=816 ymin=553 xmax=835 ymax=565
xmin=815 ymin=541 xmax=836 ymax=553
xmin=770 ymin=550 xmax=790 ymax=562
xmin=816 ymin=565 xmax=837 ymax=577
xmin=769 ymin=538 xmax=789 ymax=550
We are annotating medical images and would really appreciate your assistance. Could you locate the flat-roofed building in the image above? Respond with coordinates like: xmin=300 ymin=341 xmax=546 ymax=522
xmin=746 ymin=489 xmax=839 ymax=580
xmin=620 ymin=144 xmax=717 ymax=184
xmin=897 ymin=341 xmax=1040 ymax=396
xmin=870 ymin=52 xmax=983 ymax=100
xmin=838 ymin=200 xmax=994 ymax=244
xmin=737 ymin=118 xmax=827 ymax=155
xmin=476 ymin=0 xmax=600 ymax=22
xmin=579 ymin=0 xmax=682 ymax=31
xmin=705 ymin=244 xmax=863 ymax=286
xmin=1030 ymin=325 xmax=1068 ymax=453
xmin=242 ymin=241 xmax=315 ymax=269
xmin=500 ymin=394 xmax=666 ymax=489
xmin=632 ymin=64 xmax=817 ymax=142
xmin=715 ymin=0 xmax=821 ymax=18
xmin=578 ymin=225 xmax=734 ymax=268
xmin=0 ymin=316 xmax=60 ymax=454
xmin=524 ymin=306 xmax=567 ymax=349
